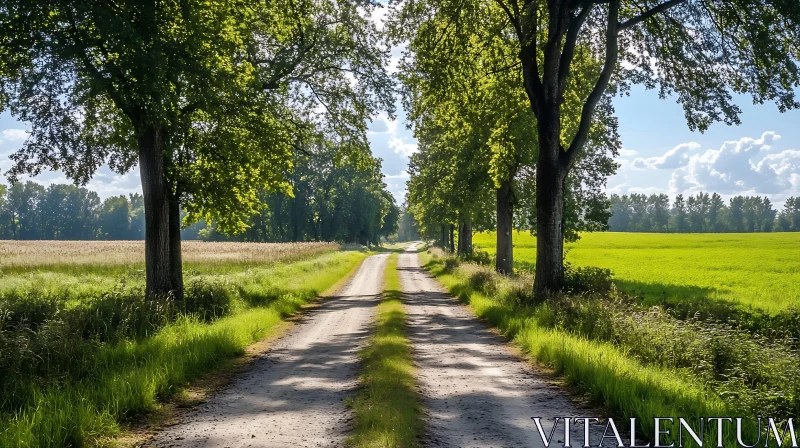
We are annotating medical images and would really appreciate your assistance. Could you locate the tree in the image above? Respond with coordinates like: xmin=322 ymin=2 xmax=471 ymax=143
xmin=650 ymin=194 xmax=670 ymax=232
xmin=729 ymin=196 xmax=745 ymax=232
xmin=608 ymin=194 xmax=630 ymax=231
xmin=394 ymin=0 xmax=800 ymax=296
xmin=709 ymin=193 xmax=726 ymax=232
xmin=778 ymin=197 xmax=800 ymax=231
xmin=397 ymin=208 xmax=420 ymax=242
xmin=129 ymin=193 xmax=145 ymax=240
xmin=0 ymin=185 xmax=10 ymax=238
xmin=673 ymin=194 xmax=688 ymax=233
xmin=1 ymin=0 xmax=392 ymax=297
xmin=100 ymin=196 xmax=132 ymax=239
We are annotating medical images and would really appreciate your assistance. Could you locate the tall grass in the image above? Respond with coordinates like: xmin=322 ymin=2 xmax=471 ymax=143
xmin=420 ymin=250 xmax=796 ymax=447
xmin=347 ymin=253 xmax=422 ymax=448
xmin=0 ymin=250 xmax=367 ymax=447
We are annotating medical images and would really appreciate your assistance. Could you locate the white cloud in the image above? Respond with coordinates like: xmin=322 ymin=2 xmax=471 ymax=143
xmin=1 ymin=128 xmax=28 ymax=142
xmin=606 ymin=182 xmax=665 ymax=196
xmin=368 ymin=113 xmax=399 ymax=135
xmin=389 ymin=137 xmax=418 ymax=158
xmin=632 ymin=142 xmax=699 ymax=169
xmin=385 ymin=170 xmax=409 ymax=179
xmin=619 ymin=147 xmax=637 ymax=157
xmin=666 ymin=132 xmax=799 ymax=197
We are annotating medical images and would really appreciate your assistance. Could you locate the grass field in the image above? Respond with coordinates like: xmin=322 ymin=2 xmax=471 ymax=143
xmin=0 ymin=241 xmax=367 ymax=447
xmin=472 ymin=231 xmax=800 ymax=315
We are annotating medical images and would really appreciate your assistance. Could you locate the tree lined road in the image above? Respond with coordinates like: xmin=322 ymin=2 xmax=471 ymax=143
xmin=151 ymin=253 xmax=389 ymax=447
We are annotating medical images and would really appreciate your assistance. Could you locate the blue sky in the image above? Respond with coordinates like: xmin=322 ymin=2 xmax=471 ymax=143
xmin=3 ymin=75 xmax=800 ymax=208
xmin=367 ymin=84 xmax=800 ymax=206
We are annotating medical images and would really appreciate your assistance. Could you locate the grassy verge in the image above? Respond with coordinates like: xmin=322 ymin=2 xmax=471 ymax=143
xmin=419 ymin=249 xmax=782 ymax=447
xmin=0 ymin=250 xmax=368 ymax=448
xmin=347 ymin=252 xmax=422 ymax=448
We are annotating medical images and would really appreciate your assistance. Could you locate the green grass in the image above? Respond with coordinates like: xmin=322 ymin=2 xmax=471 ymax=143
xmin=347 ymin=253 xmax=422 ymax=448
xmin=419 ymin=251 xmax=766 ymax=447
xmin=472 ymin=231 xmax=800 ymax=315
xmin=0 ymin=250 xmax=368 ymax=448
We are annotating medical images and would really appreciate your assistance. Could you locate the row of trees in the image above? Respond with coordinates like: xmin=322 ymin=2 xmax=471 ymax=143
xmin=0 ymin=182 xmax=145 ymax=240
xmin=394 ymin=0 xmax=799 ymax=296
xmin=0 ymin=0 xmax=394 ymax=298
xmin=608 ymin=193 xmax=800 ymax=233
xmin=186 ymin=140 xmax=400 ymax=245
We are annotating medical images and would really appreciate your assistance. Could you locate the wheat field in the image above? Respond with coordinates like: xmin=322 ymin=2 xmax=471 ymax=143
xmin=0 ymin=240 xmax=340 ymax=268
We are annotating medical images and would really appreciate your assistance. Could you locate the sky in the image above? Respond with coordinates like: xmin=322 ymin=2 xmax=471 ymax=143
xmin=3 ymin=44 xmax=800 ymax=209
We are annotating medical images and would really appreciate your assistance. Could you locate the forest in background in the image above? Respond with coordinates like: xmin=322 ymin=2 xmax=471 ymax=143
xmin=609 ymin=192 xmax=800 ymax=233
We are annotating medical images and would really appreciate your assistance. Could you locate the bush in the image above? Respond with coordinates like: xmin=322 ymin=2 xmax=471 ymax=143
xmin=562 ymin=263 xmax=614 ymax=295
xmin=464 ymin=249 xmax=492 ymax=266
xmin=443 ymin=257 xmax=460 ymax=273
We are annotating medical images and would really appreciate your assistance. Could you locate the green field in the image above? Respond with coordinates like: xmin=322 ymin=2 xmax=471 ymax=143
xmin=472 ymin=232 xmax=800 ymax=315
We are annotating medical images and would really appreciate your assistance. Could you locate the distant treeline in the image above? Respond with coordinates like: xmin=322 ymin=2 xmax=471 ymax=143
xmin=609 ymin=193 xmax=800 ymax=233
xmin=0 ymin=146 xmax=400 ymax=245
xmin=0 ymin=182 xmax=145 ymax=240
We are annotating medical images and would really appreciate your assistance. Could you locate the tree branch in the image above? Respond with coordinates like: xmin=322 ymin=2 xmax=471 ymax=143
xmin=617 ymin=0 xmax=687 ymax=31
xmin=562 ymin=0 xmax=618 ymax=169
xmin=557 ymin=3 xmax=593 ymax=99
xmin=494 ymin=0 xmax=524 ymax=42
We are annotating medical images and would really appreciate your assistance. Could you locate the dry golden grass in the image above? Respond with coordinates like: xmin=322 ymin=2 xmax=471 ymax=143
xmin=0 ymin=240 xmax=340 ymax=268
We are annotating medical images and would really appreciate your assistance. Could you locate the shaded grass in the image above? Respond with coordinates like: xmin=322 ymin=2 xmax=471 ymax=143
xmin=419 ymin=251 xmax=773 ymax=447
xmin=347 ymin=253 xmax=422 ymax=448
xmin=0 ymin=250 xmax=368 ymax=448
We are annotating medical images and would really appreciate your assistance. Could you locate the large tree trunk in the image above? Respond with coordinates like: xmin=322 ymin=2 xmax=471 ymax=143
xmin=533 ymin=138 xmax=567 ymax=298
xmin=138 ymin=125 xmax=173 ymax=298
xmin=457 ymin=217 xmax=473 ymax=256
xmin=496 ymin=180 xmax=514 ymax=274
xmin=168 ymin=189 xmax=184 ymax=300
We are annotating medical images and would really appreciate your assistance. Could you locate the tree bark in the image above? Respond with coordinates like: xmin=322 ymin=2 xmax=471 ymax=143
xmin=138 ymin=124 xmax=173 ymax=298
xmin=533 ymin=136 xmax=567 ymax=298
xmin=463 ymin=218 xmax=473 ymax=255
xmin=457 ymin=217 xmax=473 ymax=256
xmin=449 ymin=224 xmax=455 ymax=253
xmin=168 ymin=189 xmax=184 ymax=300
xmin=496 ymin=180 xmax=514 ymax=274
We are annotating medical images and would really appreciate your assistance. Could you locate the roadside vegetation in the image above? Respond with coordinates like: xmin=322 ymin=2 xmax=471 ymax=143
xmin=348 ymin=252 xmax=422 ymax=448
xmin=0 ymin=243 xmax=367 ymax=447
xmin=421 ymin=246 xmax=800 ymax=446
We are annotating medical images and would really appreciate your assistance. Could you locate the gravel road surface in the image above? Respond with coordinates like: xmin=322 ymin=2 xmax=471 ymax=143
xmin=150 ymin=253 xmax=388 ymax=448
xmin=398 ymin=244 xmax=606 ymax=448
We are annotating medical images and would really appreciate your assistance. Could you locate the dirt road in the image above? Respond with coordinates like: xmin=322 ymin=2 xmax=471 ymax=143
xmin=398 ymin=244 xmax=606 ymax=448
xmin=151 ymin=253 xmax=389 ymax=448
